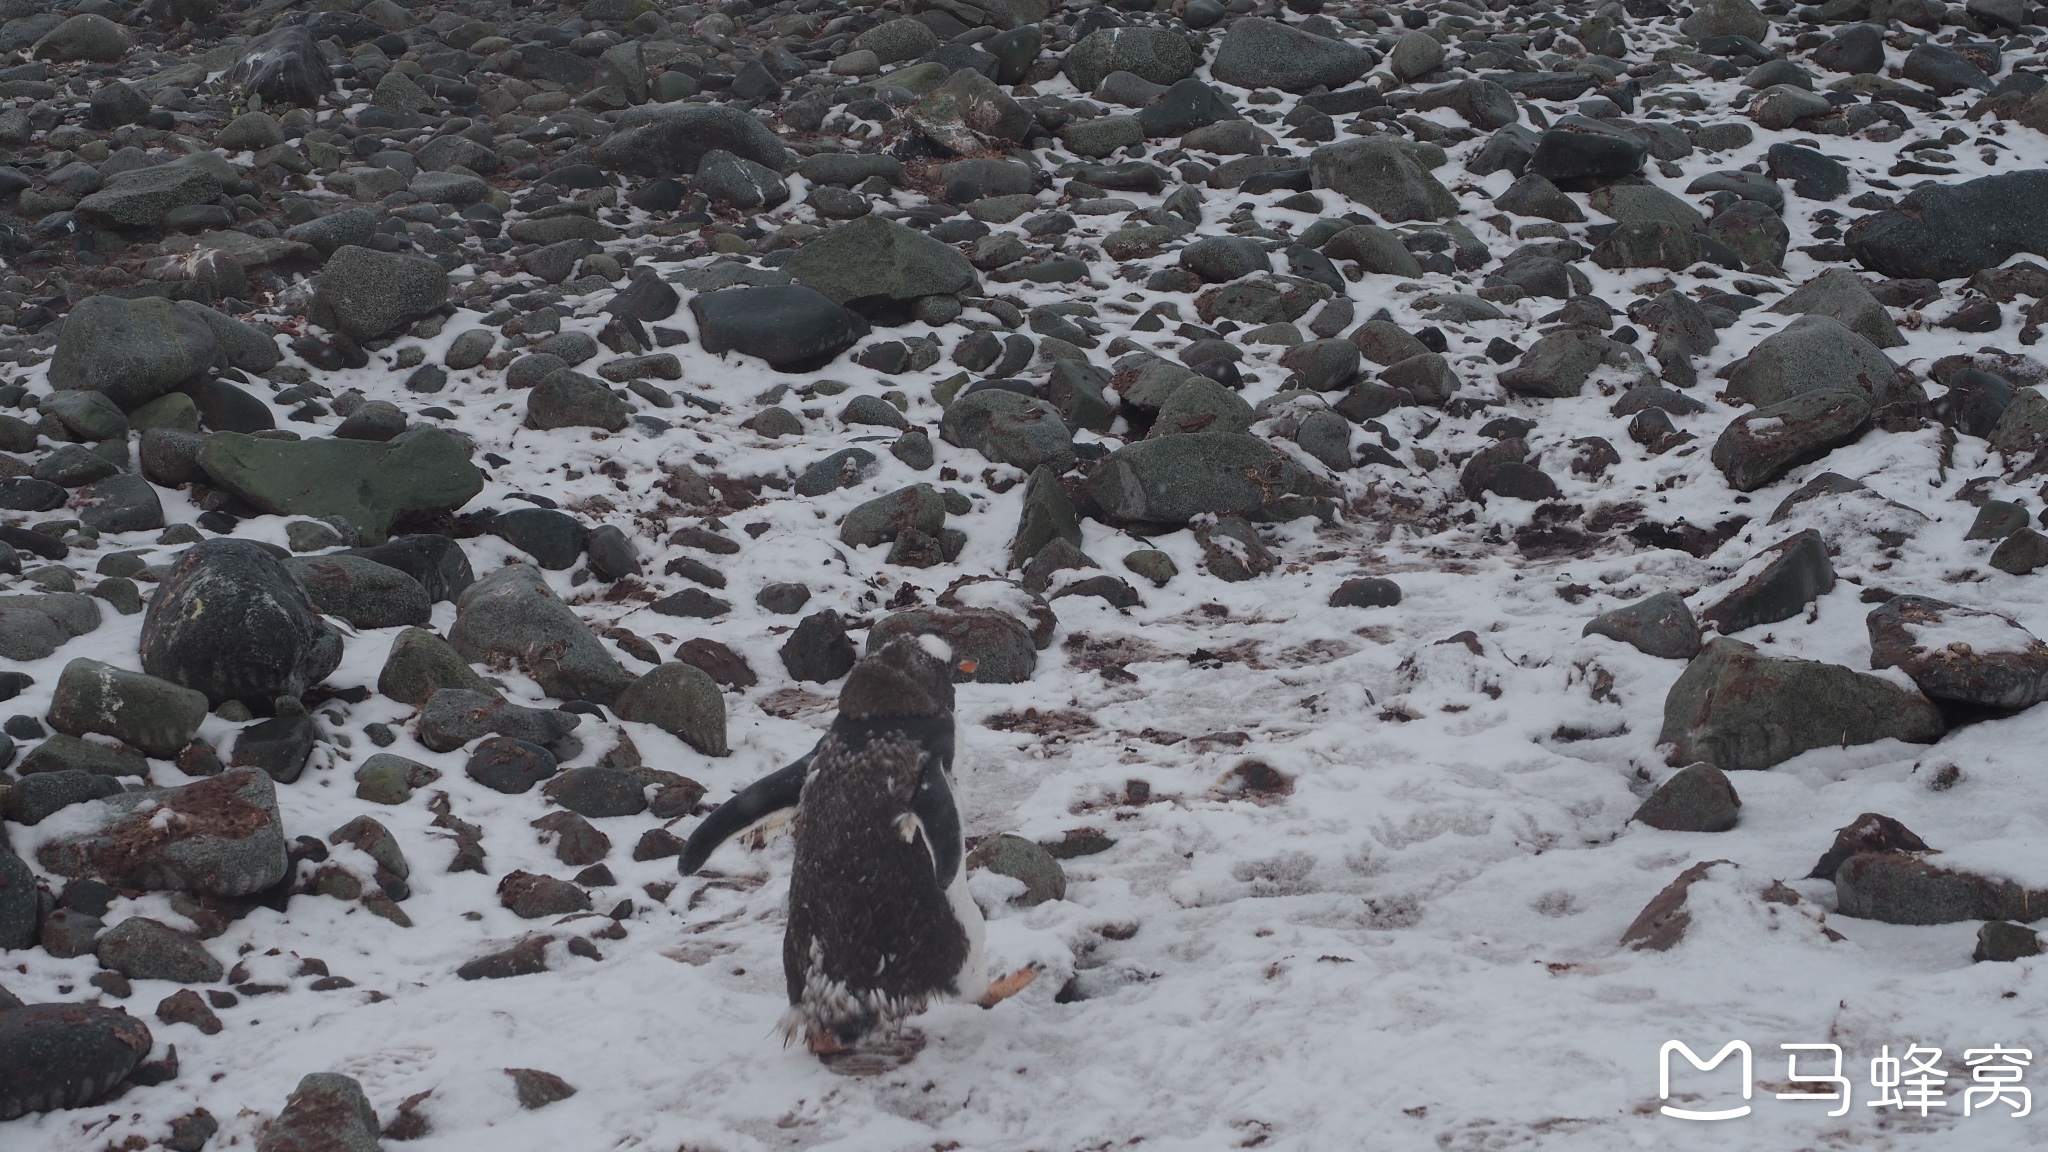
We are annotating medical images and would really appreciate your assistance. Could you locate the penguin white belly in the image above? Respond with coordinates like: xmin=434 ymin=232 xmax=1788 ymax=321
xmin=942 ymin=857 xmax=988 ymax=1001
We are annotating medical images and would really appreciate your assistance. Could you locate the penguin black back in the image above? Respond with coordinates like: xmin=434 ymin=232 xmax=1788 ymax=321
xmin=781 ymin=637 xmax=971 ymax=1048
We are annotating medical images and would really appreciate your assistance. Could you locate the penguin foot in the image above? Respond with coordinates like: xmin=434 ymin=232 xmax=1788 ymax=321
xmin=805 ymin=1029 xmax=852 ymax=1056
xmin=977 ymin=964 xmax=1041 ymax=1008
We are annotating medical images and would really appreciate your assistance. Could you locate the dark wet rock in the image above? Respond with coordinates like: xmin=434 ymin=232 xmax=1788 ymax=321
xmin=595 ymin=104 xmax=790 ymax=178
xmin=311 ymin=245 xmax=448 ymax=342
xmin=1632 ymin=763 xmax=1740 ymax=832
xmin=96 ymin=916 xmax=222 ymax=983
xmin=1728 ymin=315 xmax=1900 ymax=409
xmin=0 ymin=590 xmax=97 ymax=660
xmin=1460 ymin=438 xmax=1560 ymax=502
xmin=1659 ymin=637 xmax=1943 ymax=771
xmin=1329 ymin=577 xmax=1402 ymax=608
xmin=781 ymin=609 xmax=858 ymax=683
xmin=378 ymin=627 xmax=494 ymax=707
xmin=543 ymin=767 xmax=648 ymax=819
xmin=941 ymin=389 xmax=1076 ymax=471
xmin=1976 ymin=921 xmax=2043 ymax=962
xmin=49 ymin=295 xmax=217 ymax=412
xmin=465 ymin=736 xmax=559 ymax=795
xmin=418 ymin=689 xmax=579 ymax=755
xmin=46 ymin=657 xmax=207 ymax=758
xmin=498 ymin=871 xmax=590 ymax=919
xmin=197 ymin=428 xmax=482 ymax=544
xmin=1307 ymin=138 xmax=1458 ymax=222
xmin=0 ymin=1004 xmax=153 ymax=1121
xmin=141 ymin=540 xmax=342 ymax=709
xmin=1766 ymin=143 xmax=1848 ymax=202
xmin=613 ymin=663 xmax=726 ymax=756
xmin=1867 ymin=595 xmax=2048 ymax=709
xmin=1711 ymin=389 xmax=1872 ymax=493
xmin=1700 ymin=530 xmax=1834 ymax=637
xmin=1584 ymin=591 xmax=1701 ymax=659
xmin=1087 ymin=433 xmax=1332 ymax=525
xmin=230 ymin=709 xmax=315 ymax=785
xmin=256 ymin=1073 xmax=382 ymax=1152
xmin=2 ymin=769 xmax=123 ymax=825
xmin=1992 ymin=528 xmax=2048 ymax=575
xmin=288 ymin=555 xmax=429 ymax=630
xmin=456 ymin=936 xmax=552 ymax=981
xmin=1211 ymin=18 xmax=1369 ymax=94
xmin=230 ymin=26 xmax=330 ymax=109
xmin=338 ymin=537 xmax=467 ymax=608
xmin=449 ymin=565 xmax=630 ymax=706
xmin=1063 ymin=27 xmax=1198 ymax=92
xmin=1620 ymin=859 xmax=1730 ymax=952
xmin=36 ymin=769 xmax=287 ymax=898
xmin=17 ymin=735 xmax=145 ymax=779
xmin=868 ymin=607 xmax=1037 ymax=683
xmin=491 ymin=507 xmax=586 ymax=571
xmin=690 ymin=285 xmax=869 ymax=372
xmin=1836 ymin=852 xmax=2045 ymax=926
xmin=1846 ymin=170 xmax=2048 ymax=281
xmin=1527 ymin=116 xmax=1646 ymax=191
xmin=966 ymin=833 xmax=1067 ymax=905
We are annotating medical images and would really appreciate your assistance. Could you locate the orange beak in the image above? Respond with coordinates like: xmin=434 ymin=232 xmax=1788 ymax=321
xmin=955 ymin=658 xmax=979 ymax=676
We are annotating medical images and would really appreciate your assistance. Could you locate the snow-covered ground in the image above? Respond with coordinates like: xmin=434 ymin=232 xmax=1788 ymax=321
xmin=9 ymin=10 xmax=2048 ymax=1151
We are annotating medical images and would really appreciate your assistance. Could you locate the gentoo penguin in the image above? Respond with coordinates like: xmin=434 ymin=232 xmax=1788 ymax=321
xmin=680 ymin=635 xmax=1036 ymax=1053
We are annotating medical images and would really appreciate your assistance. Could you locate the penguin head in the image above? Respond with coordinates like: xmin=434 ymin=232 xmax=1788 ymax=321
xmin=839 ymin=636 xmax=955 ymax=721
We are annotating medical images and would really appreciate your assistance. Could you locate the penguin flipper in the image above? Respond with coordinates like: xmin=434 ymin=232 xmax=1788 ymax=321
xmin=679 ymin=753 xmax=812 ymax=875
xmin=911 ymin=754 xmax=963 ymax=885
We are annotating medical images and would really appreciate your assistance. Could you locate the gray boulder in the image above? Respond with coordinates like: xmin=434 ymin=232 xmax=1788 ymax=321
xmin=1308 ymin=138 xmax=1458 ymax=222
xmin=1867 ymin=595 xmax=2048 ymax=710
xmin=139 ymin=539 xmax=344 ymax=709
xmin=1632 ymin=763 xmax=1740 ymax=832
xmin=95 ymin=916 xmax=222 ymax=983
xmin=448 ymin=564 xmax=631 ymax=705
xmin=197 ymin=426 xmax=483 ymax=543
xmin=1767 ymin=268 xmax=1904 ymax=349
xmin=1499 ymin=327 xmax=1646 ymax=398
xmin=1699 ymin=530 xmax=1833 ymax=636
xmin=1087 ymin=432 xmax=1332 ymax=525
xmin=1726 ymin=315 xmax=1901 ymax=408
xmin=74 ymin=158 xmax=218 ymax=227
xmin=46 ymin=658 xmax=207 ymax=758
xmin=312 ymin=245 xmax=449 ymax=341
xmin=288 ymin=555 xmax=431 ymax=630
xmin=1711 ymin=389 xmax=1872 ymax=492
xmin=1659 ymin=637 xmax=1943 ymax=771
xmin=941 ymin=389 xmax=1076 ymax=471
xmin=417 ymin=688 xmax=579 ymax=753
xmin=1063 ymin=27 xmax=1198 ymax=92
xmin=613 ymin=662 xmax=727 ymax=756
xmin=1210 ymin=18 xmax=1369 ymax=93
xmin=37 ymin=768 xmax=289 ymax=897
xmin=1836 ymin=853 xmax=2047 ymax=925
xmin=594 ymin=102 xmax=791 ymax=176
xmin=256 ymin=1074 xmax=382 ymax=1152
xmin=1845 ymin=169 xmax=2048 ymax=281
xmin=786 ymin=216 xmax=978 ymax=318
xmin=0 ymin=594 xmax=101 ymax=660
xmin=49 ymin=295 xmax=217 ymax=411
xmin=1583 ymin=591 xmax=1700 ymax=659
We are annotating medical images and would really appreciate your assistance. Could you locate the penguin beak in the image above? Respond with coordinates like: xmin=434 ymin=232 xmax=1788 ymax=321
xmin=954 ymin=658 xmax=978 ymax=676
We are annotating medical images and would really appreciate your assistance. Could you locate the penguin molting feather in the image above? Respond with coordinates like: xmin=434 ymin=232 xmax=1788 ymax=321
xmin=680 ymin=635 xmax=1036 ymax=1054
